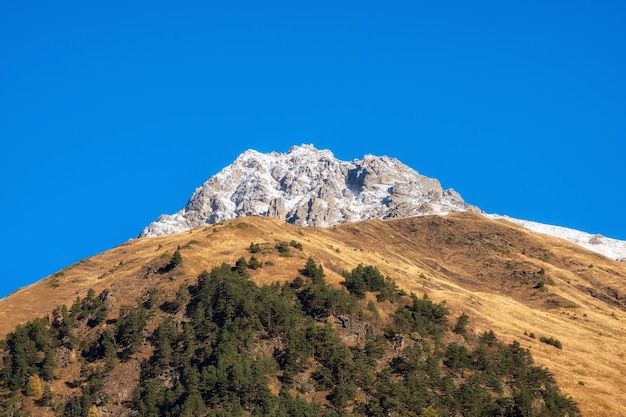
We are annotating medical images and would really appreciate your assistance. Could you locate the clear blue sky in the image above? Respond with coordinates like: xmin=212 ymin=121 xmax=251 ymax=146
xmin=1 ymin=1 xmax=624 ymax=298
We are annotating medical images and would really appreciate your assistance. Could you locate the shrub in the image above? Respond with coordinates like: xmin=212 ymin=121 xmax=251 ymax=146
xmin=248 ymin=256 xmax=262 ymax=270
xmin=289 ymin=240 xmax=303 ymax=250
xmin=235 ymin=256 xmax=248 ymax=274
xmin=540 ymin=336 xmax=562 ymax=349
xmin=159 ymin=250 xmax=182 ymax=273
xmin=275 ymin=241 xmax=290 ymax=256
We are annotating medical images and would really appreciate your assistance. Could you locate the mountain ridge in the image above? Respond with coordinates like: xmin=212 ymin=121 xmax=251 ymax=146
xmin=2 ymin=151 xmax=625 ymax=415
xmin=139 ymin=145 xmax=626 ymax=261
xmin=140 ymin=144 xmax=479 ymax=237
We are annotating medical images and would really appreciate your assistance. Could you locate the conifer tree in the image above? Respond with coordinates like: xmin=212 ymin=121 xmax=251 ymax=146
xmin=301 ymin=257 xmax=325 ymax=284
xmin=453 ymin=312 xmax=470 ymax=337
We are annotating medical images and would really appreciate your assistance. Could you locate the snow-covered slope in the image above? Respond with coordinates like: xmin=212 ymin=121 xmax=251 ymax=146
xmin=140 ymin=144 xmax=478 ymax=237
xmin=139 ymin=144 xmax=626 ymax=261
xmin=485 ymin=214 xmax=626 ymax=261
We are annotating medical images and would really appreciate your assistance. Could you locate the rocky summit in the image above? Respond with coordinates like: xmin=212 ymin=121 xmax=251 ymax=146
xmin=140 ymin=144 xmax=479 ymax=237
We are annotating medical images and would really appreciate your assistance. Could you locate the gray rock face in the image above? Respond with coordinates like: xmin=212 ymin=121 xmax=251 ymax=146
xmin=139 ymin=145 xmax=480 ymax=237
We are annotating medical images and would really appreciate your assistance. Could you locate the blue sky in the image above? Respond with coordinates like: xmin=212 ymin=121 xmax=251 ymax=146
xmin=1 ymin=1 xmax=624 ymax=299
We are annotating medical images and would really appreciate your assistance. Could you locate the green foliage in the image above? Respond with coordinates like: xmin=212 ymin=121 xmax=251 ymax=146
xmin=51 ymin=304 xmax=74 ymax=347
xmin=159 ymin=250 xmax=183 ymax=273
xmin=249 ymin=242 xmax=261 ymax=253
xmin=142 ymin=288 xmax=160 ymax=310
xmin=365 ymin=300 xmax=380 ymax=318
xmin=248 ymin=256 xmax=262 ymax=270
xmin=394 ymin=293 xmax=449 ymax=338
xmin=1 ymin=317 xmax=56 ymax=391
xmin=175 ymin=284 xmax=191 ymax=312
xmin=171 ymin=249 xmax=183 ymax=267
xmin=444 ymin=342 xmax=472 ymax=372
xmin=0 ymin=258 xmax=580 ymax=417
xmin=115 ymin=303 xmax=148 ymax=356
xmin=275 ymin=241 xmax=291 ymax=256
xmin=235 ymin=256 xmax=248 ymax=275
xmin=297 ymin=258 xmax=357 ymax=319
xmin=453 ymin=312 xmax=469 ymax=337
xmin=540 ymin=336 xmax=563 ymax=349
xmin=70 ymin=289 xmax=109 ymax=327
xmin=289 ymin=240 xmax=303 ymax=250
xmin=342 ymin=264 xmax=398 ymax=301
xmin=301 ymin=257 xmax=325 ymax=284
xmin=534 ymin=279 xmax=547 ymax=291
xmin=297 ymin=282 xmax=356 ymax=320
xmin=480 ymin=330 xmax=498 ymax=347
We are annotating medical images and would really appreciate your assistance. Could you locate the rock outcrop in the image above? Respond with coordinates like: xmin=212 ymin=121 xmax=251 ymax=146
xmin=139 ymin=144 xmax=480 ymax=237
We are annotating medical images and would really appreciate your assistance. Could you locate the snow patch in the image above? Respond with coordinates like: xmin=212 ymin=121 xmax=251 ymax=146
xmin=485 ymin=214 xmax=626 ymax=261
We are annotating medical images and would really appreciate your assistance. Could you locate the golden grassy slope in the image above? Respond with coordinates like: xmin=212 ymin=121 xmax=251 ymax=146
xmin=1 ymin=213 xmax=624 ymax=416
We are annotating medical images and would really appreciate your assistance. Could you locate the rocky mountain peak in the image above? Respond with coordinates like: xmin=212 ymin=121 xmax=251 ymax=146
xmin=139 ymin=145 xmax=479 ymax=237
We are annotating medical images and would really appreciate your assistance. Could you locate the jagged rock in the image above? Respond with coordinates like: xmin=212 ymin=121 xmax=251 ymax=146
xmin=268 ymin=197 xmax=287 ymax=219
xmin=139 ymin=144 xmax=481 ymax=237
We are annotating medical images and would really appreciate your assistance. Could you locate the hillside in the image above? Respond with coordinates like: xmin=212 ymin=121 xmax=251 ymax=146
xmin=1 ymin=213 xmax=625 ymax=416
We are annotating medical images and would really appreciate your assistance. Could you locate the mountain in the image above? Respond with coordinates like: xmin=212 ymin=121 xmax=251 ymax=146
xmin=1 ymin=214 xmax=625 ymax=416
xmin=139 ymin=145 xmax=626 ymax=262
xmin=2 ymin=145 xmax=626 ymax=416
xmin=139 ymin=144 xmax=479 ymax=237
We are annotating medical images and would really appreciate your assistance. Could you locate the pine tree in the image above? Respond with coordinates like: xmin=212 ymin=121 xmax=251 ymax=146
xmin=301 ymin=257 xmax=325 ymax=284
xmin=170 ymin=250 xmax=183 ymax=268
xmin=41 ymin=347 xmax=56 ymax=381
xmin=235 ymin=256 xmax=248 ymax=275
xmin=453 ymin=312 xmax=470 ymax=337
xmin=102 ymin=330 xmax=117 ymax=371
xmin=175 ymin=284 xmax=191 ymax=312
xmin=248 ymin=256 xmax=262 ymax=270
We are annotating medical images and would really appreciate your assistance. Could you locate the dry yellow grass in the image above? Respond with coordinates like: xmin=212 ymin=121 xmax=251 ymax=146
xmin=1 ymin=213 xmax=624 ymax=416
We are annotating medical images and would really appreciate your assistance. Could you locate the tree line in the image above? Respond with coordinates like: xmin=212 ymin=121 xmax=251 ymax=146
xmin=0 ymin=256 xmax=580 ymax=417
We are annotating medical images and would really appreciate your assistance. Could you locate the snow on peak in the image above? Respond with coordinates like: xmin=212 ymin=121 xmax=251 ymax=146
xmin=287 ymin=143 xmax=334 ymax=158
xmin=139 ymin=145 xmax=479 ymax=237
xmin=138 ymin=144 xmax=626 ymax=261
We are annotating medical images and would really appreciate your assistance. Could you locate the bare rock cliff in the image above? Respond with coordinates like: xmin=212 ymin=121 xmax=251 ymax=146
xmin=139 ymin=145 xmax=479 ymax=237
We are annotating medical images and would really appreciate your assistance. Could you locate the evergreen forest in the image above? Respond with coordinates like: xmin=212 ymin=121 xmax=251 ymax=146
xmin=0 ymin=254 xmax=580 ymax=417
